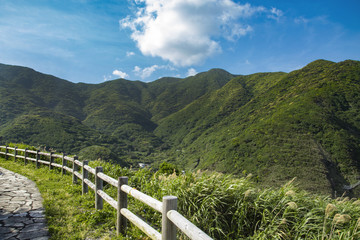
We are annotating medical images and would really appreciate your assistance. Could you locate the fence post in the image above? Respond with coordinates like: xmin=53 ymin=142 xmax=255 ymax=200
xmin=82 ymin=161 xmax=89 ymax=195
xmin=5 ymin=146 xmax=8 ymax=160
xmin=95 ymin=166 xmax=103 ymax=210
xmin=36 ymin=150 xmax=40 ymax=168
xmin=14 ymin=146 xmax=17 ymax=162
xmin=62 ymin=153 xmax=66 ymax=176
xmin=73 ymin=156 xmax=79 ymax=184
xmin=24 ymin=148 xmax=28 ymax=165
xmin=49 ymin=152 xmax=53 ymax=170
xmin=162 ymin=196 xmax=178 ymax=240
xmin=117 ymin=176 xmax=128 ymax=235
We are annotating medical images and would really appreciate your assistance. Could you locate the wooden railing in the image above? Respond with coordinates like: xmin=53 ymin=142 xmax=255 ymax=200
xmin=0 ymin=145 xmax=212 ymax=240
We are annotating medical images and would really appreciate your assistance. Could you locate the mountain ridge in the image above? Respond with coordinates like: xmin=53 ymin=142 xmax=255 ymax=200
xmin=1 ymin=59 xmax=360 ymax=196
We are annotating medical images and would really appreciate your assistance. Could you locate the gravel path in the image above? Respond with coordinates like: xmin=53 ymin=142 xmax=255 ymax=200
xmin=0 ymin=167 xmax=50 ymax=240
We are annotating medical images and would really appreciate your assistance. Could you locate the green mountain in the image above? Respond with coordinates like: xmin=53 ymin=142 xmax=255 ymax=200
xmin=1 ymin=60 xmax=360 ymax=196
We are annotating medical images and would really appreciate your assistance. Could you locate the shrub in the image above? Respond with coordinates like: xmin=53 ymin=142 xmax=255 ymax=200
xmin=158 ymin=161 xmax=180 ymax=175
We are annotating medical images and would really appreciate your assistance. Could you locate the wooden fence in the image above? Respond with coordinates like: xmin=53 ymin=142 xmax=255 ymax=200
xmin=0 ymin=145 xmax=212 ymax=240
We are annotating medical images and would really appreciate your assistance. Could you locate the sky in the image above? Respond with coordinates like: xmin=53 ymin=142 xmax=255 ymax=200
xmin=0 ymin=0 xmax=359 ymax=84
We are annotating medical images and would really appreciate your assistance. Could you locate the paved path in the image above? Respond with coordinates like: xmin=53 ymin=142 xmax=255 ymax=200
xmin=0 ymin=167 xmax=49 ymax=240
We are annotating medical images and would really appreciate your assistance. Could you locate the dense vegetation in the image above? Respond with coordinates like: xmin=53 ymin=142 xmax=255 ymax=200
xmin=1 ymin=150 xmax=360 ymax=239
xmin=1 ymin=60 xmax=360 ymax=196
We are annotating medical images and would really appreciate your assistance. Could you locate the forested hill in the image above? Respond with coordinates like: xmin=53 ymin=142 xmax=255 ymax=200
xmin=1 ymin=60 xmax=360 ymax=196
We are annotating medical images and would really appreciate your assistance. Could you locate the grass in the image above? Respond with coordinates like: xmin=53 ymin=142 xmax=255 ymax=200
xmin=0 ymin=157 xmax=141 ymax=239
xmin=1 ymin=147 xmax=360 ymax=239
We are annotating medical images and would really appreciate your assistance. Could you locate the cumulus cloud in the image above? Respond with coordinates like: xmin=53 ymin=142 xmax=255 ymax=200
xmin=120 ymin=0 xmax=268 ymax=66
xmin=187 ymin=68 xmax=198 ymax=77
xmin=112 ymin=69 xmax=129 ymax=78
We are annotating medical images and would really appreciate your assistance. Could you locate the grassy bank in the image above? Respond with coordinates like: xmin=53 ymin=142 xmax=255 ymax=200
xmin=0 ymin=157 xmax=140 ymax=239
xmin=1 ymin=152 xmax=360 ymax=239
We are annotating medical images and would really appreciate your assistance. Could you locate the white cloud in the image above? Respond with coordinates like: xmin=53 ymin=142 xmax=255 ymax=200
xmin=112 ymin=69 xmax=129 ymax=78
xmin=133 ymin=65 xmax=160 ymax=79
xmin=294 ymin=16 xmax=327 ymax=25
xmin=225 ymin=24 xmax=253 ymax=41
xmin=120 ymin=0 xmax=268 ymax=66
xmin=133 ymin=64 xmax=176 ymax=79
xmin=187 ymin=68 xmax=197 ymax=77
xmin=268 ymin=7 xmax=283 ymax=21
xmin=134 ymin=66 xmax=142 ymax=73
xmin=103 ymin=75 xmax=112 ymax=81
xmin=126 ymin=51 xmax=135 ymax=57
xmin=294 ymin=16 xmax=309 ymax=25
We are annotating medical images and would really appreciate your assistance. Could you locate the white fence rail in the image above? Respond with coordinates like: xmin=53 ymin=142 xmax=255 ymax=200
xmin=0 ymin=145 xmax=212 ymax=240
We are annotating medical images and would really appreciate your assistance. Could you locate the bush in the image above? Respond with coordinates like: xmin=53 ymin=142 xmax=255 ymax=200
xmin=158 ymin=161 xmax=180 ymax=175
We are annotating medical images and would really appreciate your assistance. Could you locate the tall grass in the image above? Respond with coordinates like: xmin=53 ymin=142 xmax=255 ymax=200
xmin=1 ymin=151 xmax=359 ymax=239
xmin=93 ymin=160 xmax=360 ymax=239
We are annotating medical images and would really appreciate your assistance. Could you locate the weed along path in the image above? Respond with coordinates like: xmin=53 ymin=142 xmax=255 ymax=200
xmin=0 ymin=167 xmax=49 ymax=240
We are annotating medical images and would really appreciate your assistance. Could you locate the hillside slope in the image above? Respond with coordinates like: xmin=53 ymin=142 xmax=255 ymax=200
xmin=1 ymin=60 xmax=359 ymax=196
xmin=0 ymin=64 xmax=232 ymax=161
xmin=155 ymin=60 xmax=360 ymax=196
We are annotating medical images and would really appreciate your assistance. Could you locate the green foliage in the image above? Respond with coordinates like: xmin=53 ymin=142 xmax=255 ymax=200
xmin=2 ymin=156 xmax=360 ymax=239
xmin=158 ymin=162 xmax=180 ymax=175
xmin=78 ymin=145 xmax=115 ymax=161
xmin=1 ymin=60 xmax=360 ymax=196
xmin=153 ymin=60 xmax=360 ymax=196
xmin=0 ymin=111 xmax=98 ymax=153
xmin=6 ymin=142 xmax=37 ymax=151
xmin=0 ymin=158 xmax=118 ymax=239
xmin=78 ymin=159 xmax=360 ymax=239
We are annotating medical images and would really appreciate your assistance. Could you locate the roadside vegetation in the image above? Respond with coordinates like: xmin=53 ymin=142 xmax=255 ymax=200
xmin=1 ymin=144 xmax=360 ymax=239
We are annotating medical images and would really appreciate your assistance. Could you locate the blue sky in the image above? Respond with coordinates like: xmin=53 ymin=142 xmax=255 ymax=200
xmin=0 ymin=0 xmax=359 ymax=83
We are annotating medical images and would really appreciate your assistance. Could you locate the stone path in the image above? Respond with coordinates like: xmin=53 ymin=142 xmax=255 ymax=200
xmin=0 ymin=167 xmax=49 ymax=240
